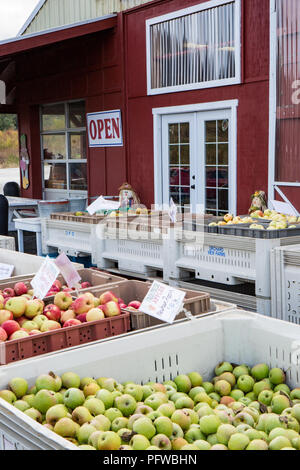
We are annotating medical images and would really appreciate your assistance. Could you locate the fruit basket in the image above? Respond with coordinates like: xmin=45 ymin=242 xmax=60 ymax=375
xmin=88 ymin=280 xmax=211 ymax=330
xmin=50 ymin=212 xmax=106 ymax=224
xmin=0 ymin=269 xmax=126 ymax=298
xmin=0 ymin=310 xmax=300 ymax=450
xmin=0 ymin=312 xmax=131 ymax=366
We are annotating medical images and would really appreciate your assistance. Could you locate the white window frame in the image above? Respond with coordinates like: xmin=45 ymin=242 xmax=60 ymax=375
xmin=153 ymin=99 xmax=238 ymax=215
xmin=40 ymin=99 xmax=88 ymax=199
xmin=146 ymin=0 xmax=241 ymax=96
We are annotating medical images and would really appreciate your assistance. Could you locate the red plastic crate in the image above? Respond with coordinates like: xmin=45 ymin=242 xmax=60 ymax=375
xmin=0 ymin=313 xmax=131 ymax=365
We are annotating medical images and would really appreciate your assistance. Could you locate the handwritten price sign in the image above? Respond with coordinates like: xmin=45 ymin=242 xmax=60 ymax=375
xmin=139 ymin=281 xmax=186 ymax=324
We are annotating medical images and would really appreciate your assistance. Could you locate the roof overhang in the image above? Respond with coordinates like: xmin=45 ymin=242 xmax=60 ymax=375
xmin=0 ymin=14 xmax=117 ymax=112
xmin=0 ymin=14 xmax=117 ymax=60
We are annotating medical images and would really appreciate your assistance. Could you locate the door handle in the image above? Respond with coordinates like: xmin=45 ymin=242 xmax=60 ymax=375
xmin=191 ymin=185 xmax=195 ymax=190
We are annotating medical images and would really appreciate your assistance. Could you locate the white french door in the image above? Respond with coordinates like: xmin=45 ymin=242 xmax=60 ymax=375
xmin=160 ymin=108 xmax=234 ymax=215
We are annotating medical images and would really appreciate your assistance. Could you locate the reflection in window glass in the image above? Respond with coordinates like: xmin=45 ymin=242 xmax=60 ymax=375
xmin=42 ymin=103 xmax=65 ymax=131
xmin=69 ymin=101 xmax=86 ymax=128
xmin=44 ymin=162 xmax=67 ymax=190
xmin=70 ymin=133 xmax=86 ymax=160
xmin=69 ymin=163 xmax=87 ymax=190
xmin=43 ymin=135 xmax=66 ymax=160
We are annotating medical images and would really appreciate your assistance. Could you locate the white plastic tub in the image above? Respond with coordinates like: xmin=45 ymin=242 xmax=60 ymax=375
xmin=0 ymin=310 xmax=300 ymax=449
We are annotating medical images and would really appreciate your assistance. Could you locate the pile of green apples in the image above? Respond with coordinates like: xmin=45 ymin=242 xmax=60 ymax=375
xmin=1 ymin=362 xmax=300 ymax=450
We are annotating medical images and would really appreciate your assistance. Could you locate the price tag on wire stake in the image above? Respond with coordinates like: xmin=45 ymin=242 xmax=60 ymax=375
xmin=31 ymin=257 xmax=60 ymax=300
xmin=54 ymin=252 xmax=81 ymax=289
xmin=139 ymin=281 xmax=186 ymax=324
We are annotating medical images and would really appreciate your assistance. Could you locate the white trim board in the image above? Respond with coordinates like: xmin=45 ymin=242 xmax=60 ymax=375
xmin=153 ymin=100 xmax=238 ymax=215
xmin=146 ymin=0 xmax=241 ymax=96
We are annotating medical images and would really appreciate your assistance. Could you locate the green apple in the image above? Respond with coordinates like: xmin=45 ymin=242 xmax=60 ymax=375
xmin=199 ymin=414 xmax=221 ymax=435
xmin=64 ymin=388 xmax=85 ymax=409
xmin=124 ymin=384 xmax=143 ymax=402
xmin=77 ymin=423 xmax=98 ymax=445
xmin=184 ymin=424 xmax=205 ymax=443
xmin=83 ymin=383 xmax=100 ymax=397
xmin=214 ymin=380 xmax=231 ymax=397
xmin=130 ymin=434 xmax=150 ymax=450
xmin=46 ymin=404 xmax=69 ymax=426
xmin=72 ymin=406 xmax=93 ymax=425
xmin=216 ymin=424 xmax=237 ymax=445
xmin=9 ymin=377 xmax=28 ymax=398
xmin=251 ymin=363 xmax=269 ymax=381
xmin=61 ymin=372 xmax=81 ymax=389
xmin=202 ymin=382 xmax=215 ymax=394
xmin=24 ymin=408 xmax=42 ymax=422
xmin=233 ymin=365 xmax=249 ymax=379
xmin=90 ymin=415 xmax=111 ymax=431
xmin=115 ymin=394 xmax=137 ymax=417
xmin=97 ymin=431 xmax=121 ymax=450
xmin=171 ymin=409 xmax=191 ymax=431
xmin=237 ymin=375 xmax=255 ymax=393
xmin=174 ymin=375 xmax=192 ymax=393
xmin=271 ymin=395 xmax=290 ymax=414
xmin=33 ymin=389 xmax=57 ymax=414
xmin=133 ymin=417 xmax=156 ymax=440
xmin=13 ymin=400 xmax=30 ymax=412
xmin=54 ymin=417 xmax=78 ymax=438
xmin=83 ymin=398 xmax=105 ymax=416
xmin=246 ymin=439 xmax=268 ymax=450
xmin=111 ymin=417 xmax=129 ymax=432
xmin=269 ymin=368 xmax=285 ymax=385
xmin=175 ymin=396 xmax=194 ymax=409
xmin=215 ymin=362 xmax=233 ymax=376
xmin=230 ymin=389 xmax=244 ymax=400
xmin=189 ymin=387 xmax=205 ymax=401
xmin=154 ymin=416 xmax=173 ymax=437
xmin=253 ymin=380 xmax=272 ymax=396
xmin=151 ymin=434 xmax=172 ymax=450
xmin=104 ymin=407 xmax=123 ymax=422
xmin=157 ymin=402 xmax=175 ymax=418
xmin=228 ymin=433 xmax=250 ymax=450
xmin=188 ymin=372 xmax=203 ymax=387
xmin=35 ymin=373 xmax=61 ymax=392
xmin=269 ymin=436 xmax=292 ymax=450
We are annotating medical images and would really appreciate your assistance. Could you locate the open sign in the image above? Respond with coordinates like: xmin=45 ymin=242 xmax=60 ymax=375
xmin=87 ymin=110 xmax=123 ymax=147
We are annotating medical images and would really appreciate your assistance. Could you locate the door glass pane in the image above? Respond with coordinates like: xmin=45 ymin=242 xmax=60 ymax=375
xmin=218 ymin=119 xmax=229 ymax=142
xmin=206 ymin=121 xmax=217 ymax=143
xmin=44 ymin=162 xmax=67 ymax=189
xmin=69 ymin=101 xmax=86 ymax=128
xmin=42 ymin=103 xmax=65 ymax=131
xmin=69 ymin=163 xmax=88 ymax=190
xmin=206 ymin=144 xmax=217 ymax=165
xmin=169 ymin=124 xmax=179 ymax=143
xmin=205 ymin=120 xmax=229 ymax=214
xmin=168 ymin=122 xmax=191 ymax=211
xmin=70 ymin=133 xmax=87 ymax=160
xmin=43 ymin=135 xmax=66 ymax=160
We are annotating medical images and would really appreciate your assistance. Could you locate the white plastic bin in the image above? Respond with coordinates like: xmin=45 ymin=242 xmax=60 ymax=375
xmin=0 ymin=310 xmax=300 ymax=449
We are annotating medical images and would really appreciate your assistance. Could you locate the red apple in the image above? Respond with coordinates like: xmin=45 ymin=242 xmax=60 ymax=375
xmin=54 ymin=292 xmax=73 ymax=311
xmin=14 ymin=282 xmax=28 ymax=296
xmin=117 ymin=298 xmax=125 ymax=304
xmin=53 ymin=280 xmax=62 ymax=291
xmin=81 ymin=282 xmax=91 ymax=289
xmin=40 ymin=320 xmax=62 ymax=332
xmin=2 ymin=320 xmax=21 ymax=337
xmin=16 ymin=316 xmax=28 ymax=327
xmin=0 ymin=327 xmax=7 ymax=342
xmin=102 ymin=301 xmax=121 ymax=318
xmin=128 ymin=301 xmax=141 ymax=310
xmin=9 ymin=330 xmax=29 ymax=340
xmin=76 ymin=313 xmax=87 ymax=323
xmin=63 ymin=319 xmax=81 ymax=328
xmin=61 ymin=310 xmax=76 ymax=324
xmin=119 ymin=303 xmax=128 ymax=309
xmin=3 ymin=288 xmax=15 ymax=298
xmin=0 ymin=310 xmax=13 ymax=325
xmin=86 ymin=308 xmax=105 ymax=322
xmin=99 ymin=291 xmax=118 ymax=305
xmin=73 ymin=293 xmax=95 ymax=315
xmin=0 ymin=294 xmax=4 ymax=309
xmin=29 ymin=330 xmax=41 ymax=336
xmin=44 ymin=304 xmax=61 ymax=322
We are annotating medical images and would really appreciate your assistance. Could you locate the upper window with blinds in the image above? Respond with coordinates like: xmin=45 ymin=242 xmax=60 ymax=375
xmin=146 ymin=0 xmax=241 ymax=95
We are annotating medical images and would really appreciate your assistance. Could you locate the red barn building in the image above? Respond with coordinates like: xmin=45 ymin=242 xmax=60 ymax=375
xmin=0 ymin=0 xmax=298 ymax=215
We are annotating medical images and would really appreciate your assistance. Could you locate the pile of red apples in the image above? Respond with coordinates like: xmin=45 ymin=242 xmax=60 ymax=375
xmin=0 ymin=282 xmax=141 ymax=343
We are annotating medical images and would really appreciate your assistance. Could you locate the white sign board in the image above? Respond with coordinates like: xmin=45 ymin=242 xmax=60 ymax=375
xmin=86 ymin=196 xmax=120 ymax=215
xmin=31 ymin=257 xmax=60 ymax=300
xmin=87 ymin=110 xmax=123 ymax=147
xmin=0 ymin=263 xmax=14 ymax=280
xmin=271 ymin=200 xmax=299 ymax=217
xmin=55 ymin=252 xmax=81 ymax=289
xmin=139 ymin=281 xmax=186 ymax=324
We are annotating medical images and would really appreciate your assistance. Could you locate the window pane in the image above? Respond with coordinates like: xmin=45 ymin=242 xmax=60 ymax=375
xmin=69 ymin=101 xmax=86 ymax=128
xmin=70 ymin=133 xmax=87 ymax=160
xmin=218 ymin=120 xmax=229 ymax=142
xmin=170 ymin=146 xmax=179 ymax=164
xmin=150 ymin=2 xmax=236 ymax=89
xmin=206 ymin=188 xmax=217 ymax=209
xmin=43 ymin=135 xmax=66 ymax=160
xmin=42 ymin=103 xmax=65 ymax=131
xmin=170 ymin=167 xmax=180 ymax=186
xmin=169 ymin=124 xmax=179 ymax=144
xmin=180 ymin=123 xmax=189 ymax=143
xmin=180 ymin=167 xmax=190 ymax=187
xmin=206 ymin=144 xmax=217 ymax=165
xmin=206 ymin=121 xmax=217 ymax=143
xmin=170 ymin=187 xmax=180 ymax=205
xmin=44 ymin=162 xmax=67 ymax=190
xmin=218 ymin=144 xmax=229 ymax=165
xmin=206 ymin=167 xmax=217 ymax=188
xmin=69 ymin=163 xmax=87 ymax=191
xmin=218 ymin=189 xmax=229 ymax=211
xmin=181 ymin=145 xmax=190 ymax=165
xmin=218 ymin=168 xmax=229 ymax=188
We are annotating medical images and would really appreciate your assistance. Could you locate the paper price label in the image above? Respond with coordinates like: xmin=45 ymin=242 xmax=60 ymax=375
xmin=31 ymin=257 xmax=60 ymax=300
xmin=139 ymin=281 xmax=186 ymax=324
xmin=55 ymin=252 xmax=81 ymax=289
xmin=87 ymin=196 xmax=120 ymax=215
xmin=0 ymin=263 xmax=14 ymax=280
